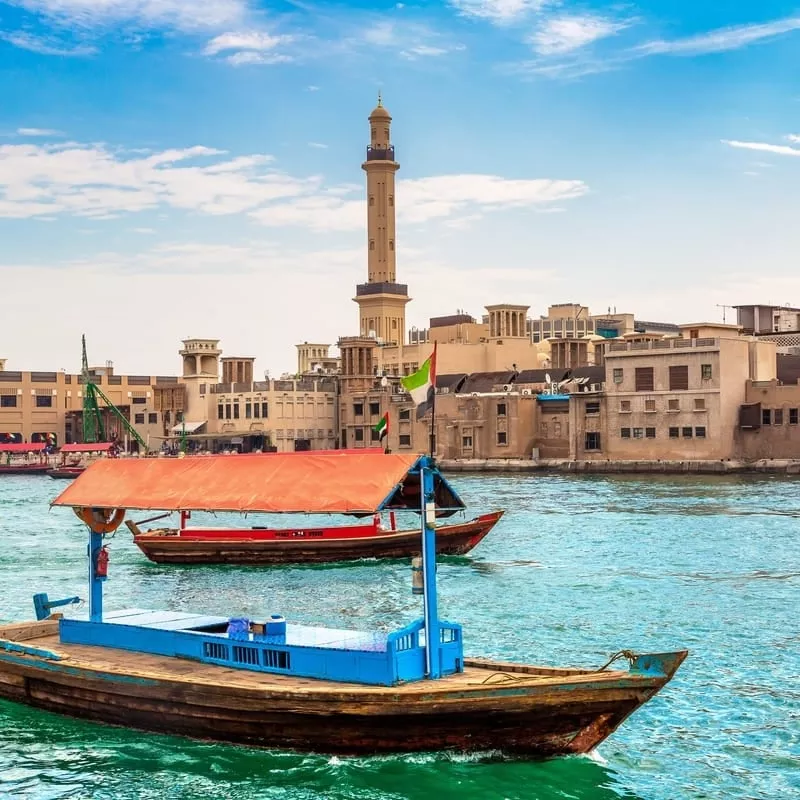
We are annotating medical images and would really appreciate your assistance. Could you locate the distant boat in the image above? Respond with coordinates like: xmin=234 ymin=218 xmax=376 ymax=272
xmin=129 ymin=510 xmax=503 ymax=565
xmin=0 ymin=443 xmax=50 ymax=475
xmin=47 ymin=442 xmax=118 ymax=480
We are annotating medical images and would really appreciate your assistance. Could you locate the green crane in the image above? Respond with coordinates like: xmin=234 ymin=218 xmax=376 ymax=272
xmin=81 ymin=335 xmax=147 ymax=451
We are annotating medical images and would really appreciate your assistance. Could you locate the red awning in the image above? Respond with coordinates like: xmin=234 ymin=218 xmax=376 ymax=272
xmin=60 ymin=443 xmax=114 ymax=453
xmin=51 ymin=452 xmax=463 ymax=515
xmin=0 ymin=443 xmax=46 ymax=453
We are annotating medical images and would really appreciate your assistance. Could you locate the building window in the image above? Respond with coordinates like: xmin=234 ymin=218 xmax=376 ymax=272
xmin=701 ymin=364 xmax=712 ymax=380
xmin=233 ymin=403 xmax=240 ymax=420
xmin=0 ymin=395 xmax=16 ymax=408
xmin=253 ymin=403 xmax=261 ymax=419
xmin=261 ymin=402 xmax=268 ymax=418
xmin=354 ymin=428 xmax=364 ymax=442
xmin=669 ymin=365 xmax=689 ymax=391
xmin=585 ymin=401 xmax=600 ymax=415
xmin=645 ymin=427 xmax=656 ymax=438
xmin=462 ymin=435 xmax=473 ymax=449
xmin=694 ymin=399 xmax=706 ymax=411
xmin=635 ymin=367 xmax=654 ymax=392
xmin=399 ymin=408 xmax=410 ymax=421
xmin=668 ymin=399 xmax=679 ymax=411
xmin=762 ymin=409 xmax=771 ymax=425
xmin=35 ymin=395 xmax=52 ymax=408
xmin=225 ymin=403 xmax=232 ymax=420
xmin=497 ymin=431 xmax=508 ymax=445
xmin=369 ymin=241 xmax=375 ymax=251
xmin=585 ymin=432 xmax=601 ymax=450
xmin=132 ymin=397 xmax=146 ymax=405
xmin=353 ymin=402 xmax=364 ymax=416
xmin=540 ymin=422 xmax=548 ymax=436
xmin=613 ymin=368 xmax=623 ymax=384
xmin=645 ymin=399 xmax=656 ymax=412
xmin=695 ymin=426 xmax=707 ymax=438
xmin=682 ymin=427 xmax=693 ymax=438
xmin=497 ymin=402 xmax=507 ymax=417
xmin=245 ymin=402 xmax=252 ymax=419
xmin=399 ymin=434 xmax=411 ymax=447
xmin=620 ymin=400 xmax=631 ymax=413
xmin=632 ymin=427 xmax=644 ymax=439
xmin=790 ymin=408 xmax=799 ymax=425
xmin=134 ymin=413 xmax=145 ymax=424
xmin=389 ymin=195 xmax=394 ymax=206
xmin=774 ymin=409 xmax=784 ymax=425
xmin=369 ymin=196 xmax=375 ymax=206
xmin=669 ymin=427 xmax=679 ymax=438
xmin=369 ymin=401 xmax=380 ymax=416
xmin=621 ymin=428 xmax=631 ymax=438
xmin=217 ymin=404 xmax=224 ymax=420
xmin=371 ymin=428 xmax=381 ymax=442
xmin=148 ymin=413 xmax=158 ymax=424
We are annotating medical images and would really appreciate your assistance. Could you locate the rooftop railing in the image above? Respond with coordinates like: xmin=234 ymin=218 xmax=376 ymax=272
xmin=607 ymin=338 xmax=720 ymax=353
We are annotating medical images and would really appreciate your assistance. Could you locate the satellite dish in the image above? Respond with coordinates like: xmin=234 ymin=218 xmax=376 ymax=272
xmin=380 ymin=376 xmax=389 ymax=387
xmin=545 ymin=373 xmax=551 ymax=384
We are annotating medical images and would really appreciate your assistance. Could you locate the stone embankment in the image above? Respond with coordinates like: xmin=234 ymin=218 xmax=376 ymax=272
xmin=439 ymin=458 xmax=800 ymax=475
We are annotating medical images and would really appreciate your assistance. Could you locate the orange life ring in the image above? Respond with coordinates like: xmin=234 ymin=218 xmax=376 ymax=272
xmin=73 ymin=506 xmax=126 ymax=534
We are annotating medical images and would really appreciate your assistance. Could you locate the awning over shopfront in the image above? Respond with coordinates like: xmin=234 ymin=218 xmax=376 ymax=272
xmin=170 ymin=420 xmax=206 ymax=435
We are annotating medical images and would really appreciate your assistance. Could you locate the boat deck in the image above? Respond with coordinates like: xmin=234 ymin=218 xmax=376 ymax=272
xmin=1 ymin=619 xmax=610 ymax=698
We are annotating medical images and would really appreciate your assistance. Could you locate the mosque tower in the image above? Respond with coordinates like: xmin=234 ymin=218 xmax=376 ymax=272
xmin=353 ymin=95 xmax=410 ymax=346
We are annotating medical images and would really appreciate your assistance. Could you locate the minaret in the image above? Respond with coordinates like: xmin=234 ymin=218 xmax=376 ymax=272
xmin=354 ymin=95 xmax=410 ymax=346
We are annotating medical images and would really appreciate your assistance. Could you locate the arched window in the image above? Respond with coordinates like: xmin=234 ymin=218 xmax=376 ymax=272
xmin=369 ymin=196 xmax=375 ymax=206
xmin=369 ymin=240 xmax=375 ymax=250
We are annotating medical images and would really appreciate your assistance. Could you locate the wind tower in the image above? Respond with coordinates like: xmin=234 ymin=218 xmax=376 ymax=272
xmin=354 ymin=95 xmax=410 ymax=346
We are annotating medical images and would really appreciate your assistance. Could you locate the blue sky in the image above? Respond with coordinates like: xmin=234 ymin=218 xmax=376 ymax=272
xmin=1 ymin=1 xmax=799 ymax=375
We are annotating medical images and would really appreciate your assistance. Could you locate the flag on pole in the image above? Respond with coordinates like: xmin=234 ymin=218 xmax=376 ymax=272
xmin=373 ymin=411 xmax=389 ymax=443
xmin=401 ymin=344 xmax=437 ymax=420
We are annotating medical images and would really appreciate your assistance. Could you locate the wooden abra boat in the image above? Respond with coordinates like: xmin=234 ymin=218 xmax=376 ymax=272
xmin=129 ymin=511 xmax=503 ymax=565
xmin=48 ymin=442 xmax=118 ymax=480
xmin=0 ymin=443 xmax=50 ymax=475
xmin=0 ymin=452 xmax=687 ymax=757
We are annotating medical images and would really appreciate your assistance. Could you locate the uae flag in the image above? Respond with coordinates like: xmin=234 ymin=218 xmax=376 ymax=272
xmin=401 ymin=344 xmax=437 ymax=420
xmin=373 ymin=411 xmax=389 ymax=443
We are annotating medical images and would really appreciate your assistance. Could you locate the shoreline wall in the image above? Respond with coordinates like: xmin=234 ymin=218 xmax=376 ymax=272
xmin=438 ymin=458 xmax=800 ymax=475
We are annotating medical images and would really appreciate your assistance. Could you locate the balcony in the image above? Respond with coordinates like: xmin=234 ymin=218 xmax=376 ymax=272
xmin=356 ymin=282 xmax=408 ymax=297
xmin=606 ymin=338 xmax=720 ymax=354
xmin=365 ymin=146 xmax=396 ymax=162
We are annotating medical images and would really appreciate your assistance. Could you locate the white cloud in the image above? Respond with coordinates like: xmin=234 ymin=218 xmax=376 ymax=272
xmin=7 ymin=0 xmax=248 ymax=32
xmin=308 ymin=142 xmax=328 ymax=149
xmin=306 ymin=85 xmax=320 ymax=91
xmin=722 ymin=139 xmax=800 ymax=157
xmin=355 ymin=19 xmax=463 ymax=59
xmin=449 ymin=0 xmax=546 ymax=24
xmin=530 ymin=15 xmax=630 ymax=56
xmin=787 ymin=134 xmax=800 ymax=144
xmin=0 ymin=30 xmax=96 ymax=55
xmin=636 ymin=16 xmax=800 ymax=56
xmin=203 ymin=31 xmax=295 ymax=65
xmin=16 ymin=127 xmax=63 ymax=136
xmin=0 ymin=137 xmax=587 ymax=228
xmin=132 ymin=227 xmax=155 ymax=233
xmin=250 ymin=174 xmax=588 ymax=231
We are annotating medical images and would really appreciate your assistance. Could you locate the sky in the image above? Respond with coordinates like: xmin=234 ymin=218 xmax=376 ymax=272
xmin=1 ymin=1 xmax=799 ymax=376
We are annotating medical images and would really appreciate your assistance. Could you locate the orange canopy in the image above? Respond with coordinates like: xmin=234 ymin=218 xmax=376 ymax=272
xmin=60 ymin=443 xmax=114 ymax=453
xmin=51 ymin=452 xmax=464 ymax=515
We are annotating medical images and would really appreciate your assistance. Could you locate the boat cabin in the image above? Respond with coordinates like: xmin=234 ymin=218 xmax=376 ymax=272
xmin=50 ymin=452 xmax=466 ymax=685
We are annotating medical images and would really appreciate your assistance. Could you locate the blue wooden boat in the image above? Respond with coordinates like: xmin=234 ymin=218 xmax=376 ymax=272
xmin=0 ymin=452 xmax=687 ymax=756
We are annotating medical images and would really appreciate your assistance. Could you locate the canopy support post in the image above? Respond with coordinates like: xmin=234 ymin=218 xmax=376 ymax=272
xmin=420 ymin=458 xmax=441 ymax=679
xmin=88 ymin=530 xmax=104 ymax=623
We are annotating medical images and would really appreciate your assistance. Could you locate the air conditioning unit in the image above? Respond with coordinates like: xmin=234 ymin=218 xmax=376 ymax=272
xmin=521 ymin=388 xmax=532 ymax=395
xmin=503 ymin=384 xmax=512 ymax=392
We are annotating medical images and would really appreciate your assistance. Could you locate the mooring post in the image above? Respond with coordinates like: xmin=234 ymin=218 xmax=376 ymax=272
xmin=88 ymin=530 xmax=104 ymax=623
xmin=420 ymin=458 xmax=441 ymax=678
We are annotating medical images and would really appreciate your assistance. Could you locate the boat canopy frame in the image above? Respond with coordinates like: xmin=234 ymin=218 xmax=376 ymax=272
xmin=51 ymin=451 xmax=466 ymax=517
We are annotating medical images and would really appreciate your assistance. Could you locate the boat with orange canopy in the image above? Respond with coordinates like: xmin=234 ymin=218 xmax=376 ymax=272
xmin=0 ymin=452 xmax=686 ymax=756
xmin=0 ymin=442 xmax=50 ymax=475
xmin=47 ymin=442 xmax=119 ymax=480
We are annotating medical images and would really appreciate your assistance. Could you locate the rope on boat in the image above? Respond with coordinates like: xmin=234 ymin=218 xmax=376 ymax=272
xmin=597 ymin=650 xmax=637 ymax=671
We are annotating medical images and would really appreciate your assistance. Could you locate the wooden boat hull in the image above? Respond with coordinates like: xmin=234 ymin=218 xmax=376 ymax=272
xmin=48 ymin=467 xmax=85 ymax=480
xmin=133 ymin=511 xmax=503 ymax=565
xmin=0 ymin=620 xmax=686 ymax=757
xmin=0 ymin=465 xmax=50 ymax=476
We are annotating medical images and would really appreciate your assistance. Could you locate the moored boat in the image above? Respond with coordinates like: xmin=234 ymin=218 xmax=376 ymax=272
xmin=47 ymin=442 xmax=119 ymax=480
xmin=0 ymin=443 xmax=51 ymax=475
xmin=129 ymin=511 xmax=503 ymax=564
xmin=0 ymin=452 xmax=687 ymax=757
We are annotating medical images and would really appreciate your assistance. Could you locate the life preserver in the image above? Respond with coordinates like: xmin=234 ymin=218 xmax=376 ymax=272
xmin=73 ymin=506 xmax=126 ymax=534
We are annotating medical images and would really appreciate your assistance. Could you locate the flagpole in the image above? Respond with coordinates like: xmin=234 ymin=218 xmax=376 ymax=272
xmin=428 ymin=343 xmax=437 ymax=459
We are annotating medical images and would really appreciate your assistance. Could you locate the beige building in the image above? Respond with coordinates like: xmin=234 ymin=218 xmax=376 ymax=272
xmin=592 ymin=323 xmax=776 ymax=460
xmin=179 ymin=338 xmax=338 ymax=453
xmin=0 ymin=359 xmax=175 ymax=450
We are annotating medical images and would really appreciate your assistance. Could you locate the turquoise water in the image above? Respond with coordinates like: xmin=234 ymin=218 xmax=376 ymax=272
xmin=1 ymin=474 xmax=798 ymax=799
